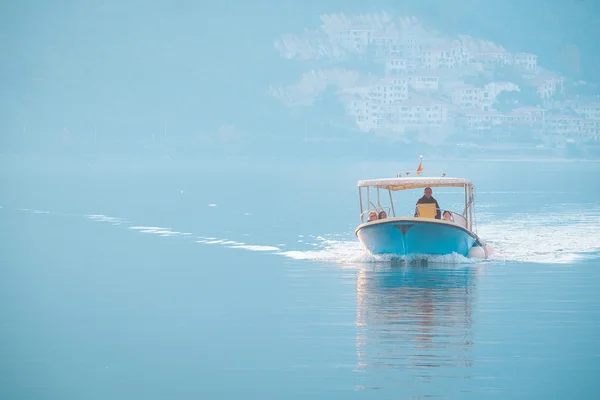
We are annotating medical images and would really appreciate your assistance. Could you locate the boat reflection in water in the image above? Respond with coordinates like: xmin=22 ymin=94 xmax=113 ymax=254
xmin=354 ymin=261 xmax=477 ymax=393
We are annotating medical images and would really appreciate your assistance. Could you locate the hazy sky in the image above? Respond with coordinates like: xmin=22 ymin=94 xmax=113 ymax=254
xmin=1 ymin=0 xmax=598 ymax=147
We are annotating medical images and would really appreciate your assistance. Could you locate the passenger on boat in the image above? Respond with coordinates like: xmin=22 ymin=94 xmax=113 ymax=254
xmin=378 ymin=210 xmax=387 ymax=219
xmin=414 ymin=186 xmax=441 ymax=219
xmin=368 ymin=211 xmax=378 ymax=222
xmin=443 ymin=210 xmax=454 ymax=222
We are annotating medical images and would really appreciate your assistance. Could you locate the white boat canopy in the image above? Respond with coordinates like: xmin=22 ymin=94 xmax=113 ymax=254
xmin=358 ymin=177 xmax=473 ymax=191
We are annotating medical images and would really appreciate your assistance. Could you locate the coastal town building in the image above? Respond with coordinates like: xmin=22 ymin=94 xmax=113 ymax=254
xmin=513 ymin=52 xmax=538 ymax=71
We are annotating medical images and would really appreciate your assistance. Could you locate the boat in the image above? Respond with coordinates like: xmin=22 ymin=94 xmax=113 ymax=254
xmin=355 ymin=158 xmax=493 ymax=259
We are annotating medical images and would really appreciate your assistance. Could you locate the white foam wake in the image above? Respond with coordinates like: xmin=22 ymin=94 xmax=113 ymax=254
xmin=476 ymin=208 xmax=600 ymax=264
xmin=77 ymin=210 xmax=600 ymax=264
xmin=129 ymin=226 xmax=193 ymax=237
xmin=14 ymin=206 xmax=600 ymax=265
xmin=196 ymin=237 xmax=280 ymax=252
xmin=85 ymin=214 xmax=128 ymax=225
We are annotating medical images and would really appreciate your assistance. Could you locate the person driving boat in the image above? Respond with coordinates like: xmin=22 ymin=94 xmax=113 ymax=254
xmin=414 ymin=186 xmax=441 ymax=219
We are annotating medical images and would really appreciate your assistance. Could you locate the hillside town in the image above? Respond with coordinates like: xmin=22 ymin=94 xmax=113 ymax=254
xmin=272 ymin=13 xmax=600 ymax=150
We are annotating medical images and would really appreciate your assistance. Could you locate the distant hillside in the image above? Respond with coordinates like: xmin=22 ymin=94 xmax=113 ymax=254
xmin=269 ymin=10 xmax=599 ymax=152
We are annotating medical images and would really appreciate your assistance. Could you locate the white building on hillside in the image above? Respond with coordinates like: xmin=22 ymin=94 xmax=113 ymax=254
xmin=484 ymin=81 xmax=520 ymax=100
xmin=513 ymin=52 xmax=538 ymax=72
xmin=407 ymin=73 xmax=440 ymax=92
xmin=451 ymin=84 xmax=492 ymax=111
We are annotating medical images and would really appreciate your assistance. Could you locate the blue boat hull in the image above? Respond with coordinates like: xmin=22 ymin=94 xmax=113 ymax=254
xmin=356 ymin=218 xmax=478 ymax=257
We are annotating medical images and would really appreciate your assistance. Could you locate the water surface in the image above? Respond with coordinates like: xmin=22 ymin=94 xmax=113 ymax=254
xmin=1 ymin=156 xmax=599 ymax=399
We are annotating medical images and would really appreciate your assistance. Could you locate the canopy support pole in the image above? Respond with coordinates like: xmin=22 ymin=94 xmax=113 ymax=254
xmin=359 ymin=187 xmax=364 ymax=223
xmin=463 ymin=185 xmax=468 ymax=217
xmin=468 ymin=185 xmax=474 ymax=231
xmin=388 ymin=189 xmax=395 ymax=217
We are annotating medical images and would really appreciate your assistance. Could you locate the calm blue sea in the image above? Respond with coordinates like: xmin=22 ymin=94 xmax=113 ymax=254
xmin=1 ymin=155 xmax=599 ymax=399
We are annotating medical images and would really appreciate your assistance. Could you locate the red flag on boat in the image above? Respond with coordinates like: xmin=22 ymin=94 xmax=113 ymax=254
xmin=416 ymin=155 xmax=423 ymax=176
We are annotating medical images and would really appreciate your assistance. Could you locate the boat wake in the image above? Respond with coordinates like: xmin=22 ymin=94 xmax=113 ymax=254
xmin=476 ymin=207 xmax=600 ymax=264
xmin=5 ymin=205 xmax=600 ymax=265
